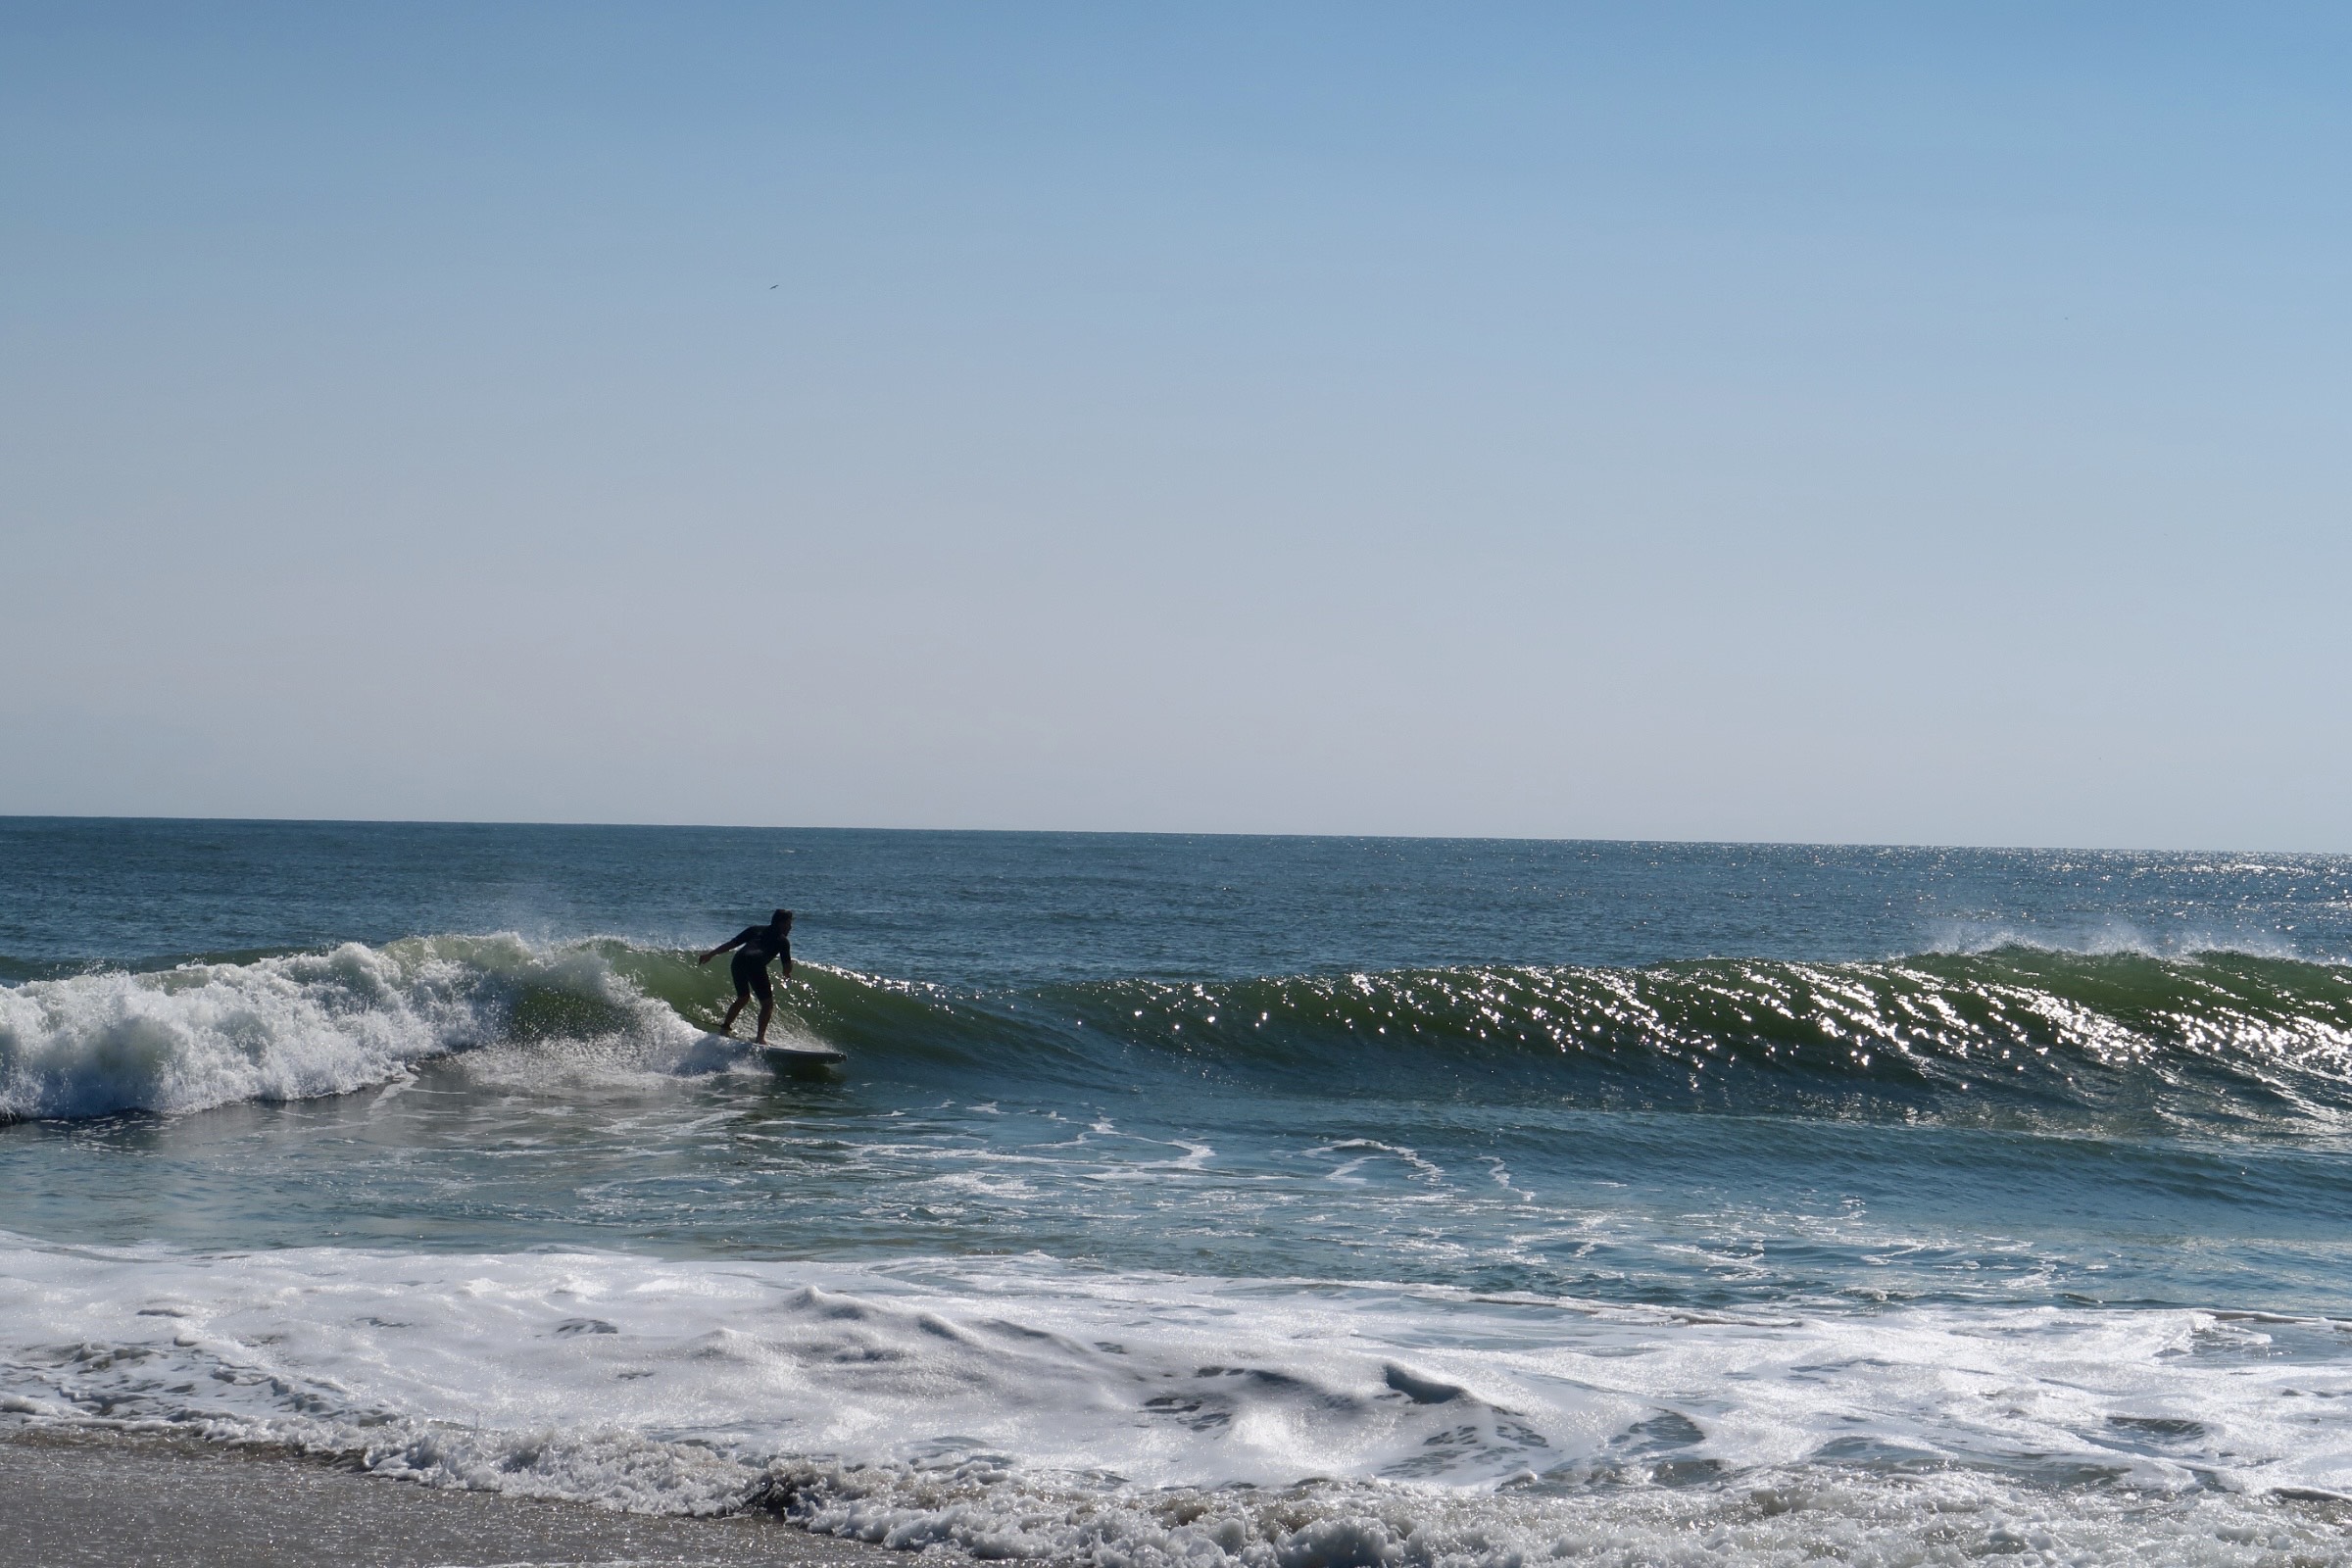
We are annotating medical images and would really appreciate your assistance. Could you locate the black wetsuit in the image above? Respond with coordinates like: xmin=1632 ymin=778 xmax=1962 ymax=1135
xmin=728 ymin=926 xmax=790 ymax=1001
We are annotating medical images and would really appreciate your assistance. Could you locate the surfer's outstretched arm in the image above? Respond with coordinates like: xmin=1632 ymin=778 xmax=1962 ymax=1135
xmin=696 ymin=927 xmax=759 ymax=965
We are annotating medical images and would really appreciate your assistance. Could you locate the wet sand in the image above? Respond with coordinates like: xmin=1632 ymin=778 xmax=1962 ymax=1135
xmin=0 ymin=1427 xmax=897 ymax=1568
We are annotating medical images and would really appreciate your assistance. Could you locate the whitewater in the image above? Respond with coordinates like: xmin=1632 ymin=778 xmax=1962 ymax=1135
xmin=7 ymin=821 xmax=2352 ymax=1565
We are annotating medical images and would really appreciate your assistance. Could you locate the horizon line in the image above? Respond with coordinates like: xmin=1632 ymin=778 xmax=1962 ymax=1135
xmin=1 ymin=812 xmax=2338 ymax=859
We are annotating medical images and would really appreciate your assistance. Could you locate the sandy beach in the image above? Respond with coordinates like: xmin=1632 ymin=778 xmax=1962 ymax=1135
xmin=0 ymin=1427 xmax=894 ymax=1568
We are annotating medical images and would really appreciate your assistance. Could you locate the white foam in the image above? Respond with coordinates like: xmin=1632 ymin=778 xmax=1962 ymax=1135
xmin=1917 ymin=922 xmax=2319 ymax=963
xmin=0 ymin=936 xmax=702 ymax=1121
xmin=3 ymin=1237 xmax=2348 ymax=1563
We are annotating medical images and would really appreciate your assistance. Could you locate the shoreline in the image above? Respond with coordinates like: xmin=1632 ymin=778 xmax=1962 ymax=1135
xmin=0 ymin=1425 xmax=898 ymax=1568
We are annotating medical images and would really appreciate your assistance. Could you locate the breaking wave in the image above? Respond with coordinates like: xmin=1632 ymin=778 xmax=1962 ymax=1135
xmin=0 ymin=935 xmax=696 ymax=1121
xmin=9 ymin=935 xmax=2352 ymax=1134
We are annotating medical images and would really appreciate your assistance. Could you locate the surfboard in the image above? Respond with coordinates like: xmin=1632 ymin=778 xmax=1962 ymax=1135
xmin=693 ymin=1031 xmax=847 ymax=1067
xmin=760 ymin=1044 xmax=847 ymax=1068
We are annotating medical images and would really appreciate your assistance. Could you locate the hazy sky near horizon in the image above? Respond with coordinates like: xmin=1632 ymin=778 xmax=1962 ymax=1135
xmin=6 ymin=3 xmax=2349 ymax=847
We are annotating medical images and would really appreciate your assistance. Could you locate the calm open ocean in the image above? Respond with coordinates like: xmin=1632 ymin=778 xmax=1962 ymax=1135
xmin=6 ymin=819 xmax=2352 ymax=1564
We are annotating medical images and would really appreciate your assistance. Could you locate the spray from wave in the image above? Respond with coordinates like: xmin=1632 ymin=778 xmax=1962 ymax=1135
xmin=0 ymin=935 xmax=702 ymax=1122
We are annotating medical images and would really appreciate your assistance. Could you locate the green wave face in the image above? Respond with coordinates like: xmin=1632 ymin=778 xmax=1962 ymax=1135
xmin=729 ymin=947 xmax=2352 ymax=1138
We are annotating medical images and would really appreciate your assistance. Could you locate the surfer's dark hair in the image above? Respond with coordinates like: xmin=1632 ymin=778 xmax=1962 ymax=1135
xmin=771 ymin=908 xmax=792 ymax=926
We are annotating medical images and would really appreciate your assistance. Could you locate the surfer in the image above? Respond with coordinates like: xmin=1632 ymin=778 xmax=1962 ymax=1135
xmin=697 ymin=909 xmax=794 ymax=1043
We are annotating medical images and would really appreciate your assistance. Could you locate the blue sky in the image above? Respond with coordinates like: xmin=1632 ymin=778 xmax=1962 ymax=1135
xmin=5 ymin=3 xmax=2348 ymax=845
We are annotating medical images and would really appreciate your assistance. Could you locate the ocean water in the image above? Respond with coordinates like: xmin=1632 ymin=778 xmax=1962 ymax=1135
xmin=6 ymin=819 xmax=2352 ymax=1566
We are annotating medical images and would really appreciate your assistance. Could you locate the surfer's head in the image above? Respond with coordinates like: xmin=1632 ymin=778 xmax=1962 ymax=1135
xmin=771 ymin=908 xmax=793 ymax=930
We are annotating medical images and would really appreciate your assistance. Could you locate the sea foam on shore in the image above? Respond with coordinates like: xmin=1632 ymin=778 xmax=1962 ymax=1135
xmin=6 ymin=1234 xmax=2349 ymax=1566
